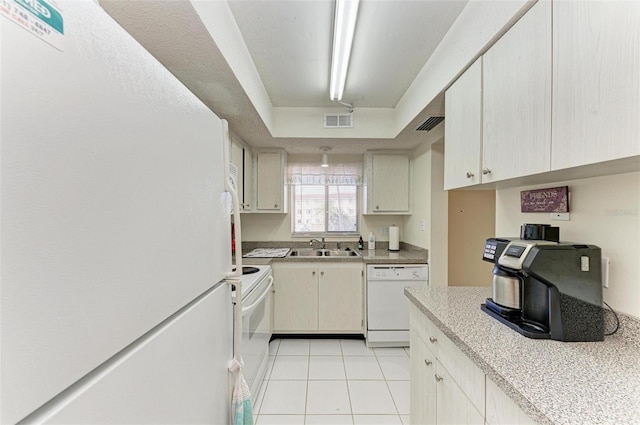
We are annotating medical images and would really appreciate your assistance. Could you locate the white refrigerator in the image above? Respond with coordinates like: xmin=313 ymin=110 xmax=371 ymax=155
xmin=1 ymin=1 xmax=234 ymax=423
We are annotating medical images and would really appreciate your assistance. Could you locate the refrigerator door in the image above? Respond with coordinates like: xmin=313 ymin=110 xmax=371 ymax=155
xmin=25 ymin=282 xmax=233 ymax=425
xmin=1 ymin=3 xmax=230 ymax=423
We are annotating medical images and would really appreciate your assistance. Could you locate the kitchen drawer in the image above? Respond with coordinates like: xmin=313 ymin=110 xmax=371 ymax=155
xmin=410 ymin=304 xmax=439 ymax=355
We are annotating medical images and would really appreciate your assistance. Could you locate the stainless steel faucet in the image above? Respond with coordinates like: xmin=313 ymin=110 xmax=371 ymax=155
xmin=310 ymin=237 xmax=325 ymax=249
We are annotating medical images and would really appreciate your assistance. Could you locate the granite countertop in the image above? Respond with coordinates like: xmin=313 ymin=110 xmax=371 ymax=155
xmin=239 ymin=241 xmax=428 ymax=265
xmin=404 ymin=286 xmax=640 ymax=425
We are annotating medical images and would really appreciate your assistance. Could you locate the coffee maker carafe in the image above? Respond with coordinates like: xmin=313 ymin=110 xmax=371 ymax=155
xmin=481 ymin=238 xmax=605 ymax=342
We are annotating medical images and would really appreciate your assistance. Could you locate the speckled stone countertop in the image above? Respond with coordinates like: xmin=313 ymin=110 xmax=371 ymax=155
xmin=239 ymin=241 xmax=428 ymax=265
xmin=405 ymin=286 xmax=640 ymax=425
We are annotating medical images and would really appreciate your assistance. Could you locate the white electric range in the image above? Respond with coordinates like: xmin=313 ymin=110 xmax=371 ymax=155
xmin=234 ymin=265 xmax=273 ymax=403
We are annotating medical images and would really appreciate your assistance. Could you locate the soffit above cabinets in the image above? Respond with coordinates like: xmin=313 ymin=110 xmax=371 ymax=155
xmin=101 ymin=0 xmax=534 ymax=154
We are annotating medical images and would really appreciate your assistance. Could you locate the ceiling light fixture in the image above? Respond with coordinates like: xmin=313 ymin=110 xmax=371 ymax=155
xmin=329 ymin=0 xmax=360 ymax=102
xmin=320 ymin=147 xmax=331 ymax=167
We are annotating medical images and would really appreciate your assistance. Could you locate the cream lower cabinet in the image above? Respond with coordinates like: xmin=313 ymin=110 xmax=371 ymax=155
xmin=273 ymin=263 xmax=363 ymax=333
xmin=410 ymin=303 xmax=531 ymax=425
xmin=318 ymin=265 xmax=363 ymax=332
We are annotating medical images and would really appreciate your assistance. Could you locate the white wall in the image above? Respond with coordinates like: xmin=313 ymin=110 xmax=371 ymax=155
xmin=495 ymin=172 xmax=640 ymax=318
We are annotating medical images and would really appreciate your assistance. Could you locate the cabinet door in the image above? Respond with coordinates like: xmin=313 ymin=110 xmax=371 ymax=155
xmin=485 ymin=377 xmax=536 ymax=425
xmin=436 ymin=360 xmax=484 ymax=425
xmin=371 ymin=154 xmax=410 ymax=212
xmin=231 ymin=141 xmax=244 ymax=204
xmin=256 ymin=152 xmax=283 ymax=211
xmin=318 ymin=264 xmax=363 ymax=332
xmin=272 ymin=264 xmax=318 ymax=331
xmin=552 ymin=1 xmax=640 ymax=170
xmin=243 ymin=148 xmax=253 ymax=211
xmin=410 ymin=331 xmax=436 ymax=425
xmin=444 ymin=58 xmax=482 ymax=190
xmin=482 ymin=0 xmax=551 ymax=182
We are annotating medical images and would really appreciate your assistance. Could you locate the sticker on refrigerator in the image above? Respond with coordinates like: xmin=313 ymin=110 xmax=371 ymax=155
xmin=1 ymin=0 xmax=64 ymax=50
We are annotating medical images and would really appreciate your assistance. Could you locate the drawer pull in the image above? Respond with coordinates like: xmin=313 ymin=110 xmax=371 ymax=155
xmin=424 ymin=359 xmax=432 ymax=366
xmin=466 ymin=172 xmax=474 ymax=178
xmin=482 ymin=167 xmax=492 ymax=175
xmin=429 ymin=336 xmax=437 ymax=343
xmin=435 ymin=374 xmax=443 ymax=382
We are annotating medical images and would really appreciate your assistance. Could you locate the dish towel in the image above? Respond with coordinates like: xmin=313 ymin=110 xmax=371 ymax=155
xmin=229 ymin=358 xmax=253 ymax=425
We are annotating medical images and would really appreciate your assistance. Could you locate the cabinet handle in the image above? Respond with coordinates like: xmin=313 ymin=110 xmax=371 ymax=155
xmin=435 ymin=374 xmax=443 ymax=382
xmin=424 ymin=359 xmax=432 ymax=366
xmin=321 ymin=271 xmax=324 ymax=276
xmin=482 ymin=167 xmax=492 ymax=175
xmin=274 ymin=203 xmax=278 ymax=208
xmin=466 ymin=172 xmax=474 ymax=178
xmin=312 ymin=271 xmax=316 ymax=276
xmin=429 ymin=336 xmax=437 ymax=343
xmin=376 ymin=205 xmax=379 ymax=210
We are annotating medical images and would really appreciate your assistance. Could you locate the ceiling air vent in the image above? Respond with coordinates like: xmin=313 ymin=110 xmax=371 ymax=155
xmin=324 ymin=113 xmax=353 ymax=128
xmin=416 ymin=116 xmax=444 ymax=132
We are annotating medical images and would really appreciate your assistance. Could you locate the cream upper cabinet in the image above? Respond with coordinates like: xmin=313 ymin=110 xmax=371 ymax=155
xmin=318 ymin=264 xmax=363 ymax=332
xmin=552 ymin=1 xmax=640 ymax=170
xmin=230 ymin=140 xmax=252 ymax=212
xmin=482 ymin=0 xmax=552 ymax=182
xmin=444 ymin=58 xmax=482 ymax=190
xmin=273 ymin=263 xmax=363 ymax=333
xmin=255 ymin=150 xmax=287 ymax=213
xmin=364 ymin=152 xmax=411 ymax=214
xmin=243 ymin=148 xmax=253 ymax=211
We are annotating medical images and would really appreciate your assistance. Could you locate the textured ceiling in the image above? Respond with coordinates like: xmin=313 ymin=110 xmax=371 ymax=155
xmin=101 ymin=0 xmax=467 ymax=154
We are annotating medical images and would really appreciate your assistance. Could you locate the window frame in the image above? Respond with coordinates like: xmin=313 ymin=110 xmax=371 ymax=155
xmin=289 ymin=166 xmax=361 ymax=238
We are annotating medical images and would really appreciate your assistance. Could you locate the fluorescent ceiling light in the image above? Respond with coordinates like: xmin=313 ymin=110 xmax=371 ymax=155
xmin=329 ymin=0 xmax=360 ymax=101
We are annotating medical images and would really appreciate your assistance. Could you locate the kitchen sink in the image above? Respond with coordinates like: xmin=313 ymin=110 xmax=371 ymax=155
xmin=288 ymin=249 xmax=323 ymax=257
xmin=288 ymin=248 xmax=361 ymax=258
xmin=324 ymin=250 xmax=360 ymax=257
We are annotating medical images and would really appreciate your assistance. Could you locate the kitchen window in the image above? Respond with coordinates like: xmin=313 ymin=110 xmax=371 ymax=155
xmin=288 ymin=162 xmax=362 ymax=236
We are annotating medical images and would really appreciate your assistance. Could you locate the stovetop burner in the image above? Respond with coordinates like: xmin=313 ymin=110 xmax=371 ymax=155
xmin=242 ymin=266 xmax=260 ymax=275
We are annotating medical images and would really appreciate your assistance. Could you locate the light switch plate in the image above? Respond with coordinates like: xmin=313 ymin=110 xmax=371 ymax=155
xmin=550 ymin=212 xmax=570 ymax=221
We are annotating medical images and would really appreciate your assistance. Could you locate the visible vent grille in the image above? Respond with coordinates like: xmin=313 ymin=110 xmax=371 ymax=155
xmin=324 ymin=113 xmax=353 ymax=128
xmin=416 ymin=116 xmax=444 ymax=131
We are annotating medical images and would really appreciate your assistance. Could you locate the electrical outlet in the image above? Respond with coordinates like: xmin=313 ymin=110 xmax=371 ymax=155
xmin=381 ymin=226 xmax=389 ymax=236
xmin=550 ymin=212 xmax=570 ymax=221
xmin=602 ymin=257 xmax=610 ymax=288
xmin=420 ymin=219 xmax=426 ymax=231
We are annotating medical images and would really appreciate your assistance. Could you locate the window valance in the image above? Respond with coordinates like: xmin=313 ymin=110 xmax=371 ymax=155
xmin=287 ymin=162 xmax=363 ymax=186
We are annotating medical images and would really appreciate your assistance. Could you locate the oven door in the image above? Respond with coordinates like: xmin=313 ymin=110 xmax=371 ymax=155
xmin=240 ymin=274 xmax=273 ymax=399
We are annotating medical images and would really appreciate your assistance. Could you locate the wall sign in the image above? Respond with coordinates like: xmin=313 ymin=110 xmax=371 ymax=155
xmin=520 ymin=186 xmax=569 ymax=213
xmin=1 ymin=0 xmax=64 ymax=50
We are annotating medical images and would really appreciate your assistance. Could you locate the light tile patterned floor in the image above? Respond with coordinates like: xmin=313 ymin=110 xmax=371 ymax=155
xmin=253 ymin=338 xmax=410 ymax=425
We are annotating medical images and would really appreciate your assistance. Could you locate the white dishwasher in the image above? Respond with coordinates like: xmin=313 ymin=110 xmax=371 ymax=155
xmin=366 ymin=264 xmax=429 ymax=347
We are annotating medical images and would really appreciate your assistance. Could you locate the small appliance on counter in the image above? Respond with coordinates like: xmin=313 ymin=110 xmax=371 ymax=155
xmin=481 ymin=238 xmax=605 ymax=342
xmin=520 ymin=223 xmax=560 ymax=242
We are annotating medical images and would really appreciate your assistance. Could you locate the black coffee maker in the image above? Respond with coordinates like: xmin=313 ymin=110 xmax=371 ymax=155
xmin=481 ymin=239 xmax=605 ymax=342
